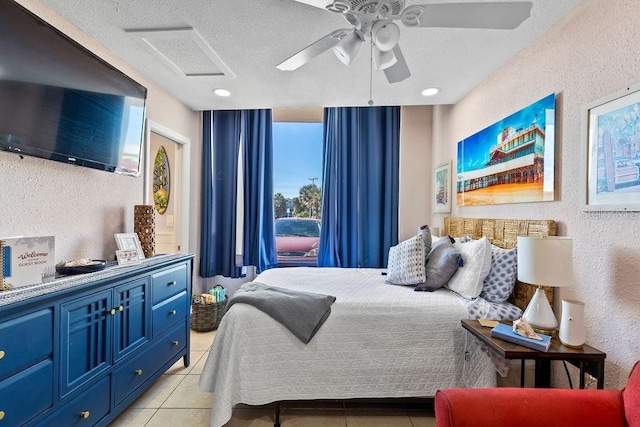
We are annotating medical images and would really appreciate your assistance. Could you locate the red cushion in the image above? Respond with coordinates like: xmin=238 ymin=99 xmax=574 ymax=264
xmin=623 ymin=361 xmax=640 ymax=427
xmin=435 ymin=388 xmax=625 ymax=427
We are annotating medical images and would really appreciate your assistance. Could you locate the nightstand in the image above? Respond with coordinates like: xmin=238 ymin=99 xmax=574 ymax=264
xmin=461 ymin=319 xmax=606 ymax=388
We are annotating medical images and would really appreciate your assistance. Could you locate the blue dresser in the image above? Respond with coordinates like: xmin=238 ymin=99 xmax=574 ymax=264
xmin=0 ymin=254 xmax=193 ymax=426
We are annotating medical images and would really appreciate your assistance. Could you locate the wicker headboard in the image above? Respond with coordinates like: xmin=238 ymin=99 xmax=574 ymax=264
xmin=443 ymin=217 xmax=557 ymax=312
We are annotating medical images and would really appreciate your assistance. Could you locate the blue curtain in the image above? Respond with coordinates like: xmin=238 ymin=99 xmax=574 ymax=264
xmin=200 ymin=109 xmax=277 ymax=279
xmin=318 ymin=106 xmax=400 ymax=268
xmin=200 ymin=110 xmax=242 ymax=278
xmin=242 ymin=110 xmax=277 ymax=273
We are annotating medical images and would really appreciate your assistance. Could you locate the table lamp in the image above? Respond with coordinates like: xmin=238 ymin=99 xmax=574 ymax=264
xmin=517 ymin=236 xmax=573 ymax=334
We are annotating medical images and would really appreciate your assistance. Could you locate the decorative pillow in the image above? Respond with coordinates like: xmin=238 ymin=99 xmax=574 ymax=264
xmin=480 ymin=245 xmax=518 ymax=303
xmin=446 ymin=237 xmax=492 ymax=299
xmin=417 ymin=225 xmax=433 ymax=256
xmin=415 ymin=237 xmax=462 ymax=291
xmin=386 ymin=236 xmax=426 ymax=285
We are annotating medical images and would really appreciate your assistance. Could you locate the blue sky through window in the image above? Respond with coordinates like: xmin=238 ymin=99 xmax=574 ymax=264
xmin=273 ymin=122 xmax=323 ymax=199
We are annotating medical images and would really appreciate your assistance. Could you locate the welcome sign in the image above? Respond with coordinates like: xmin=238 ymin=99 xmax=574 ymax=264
xmin=1 ymin=236 xmax=55 ymax=289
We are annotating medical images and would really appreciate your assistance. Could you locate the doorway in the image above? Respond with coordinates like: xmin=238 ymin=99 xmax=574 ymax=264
xmin=143 ymin=119 xmax=191 ymax=254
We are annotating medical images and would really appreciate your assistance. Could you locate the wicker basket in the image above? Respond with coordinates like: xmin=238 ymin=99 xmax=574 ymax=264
xmin=190 ymin=287 xmax=226 ymax=332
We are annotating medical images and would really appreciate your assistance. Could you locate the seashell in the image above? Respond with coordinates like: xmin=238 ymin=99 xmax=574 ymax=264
xmin=513 ymin=317 xmax=542 ymax=340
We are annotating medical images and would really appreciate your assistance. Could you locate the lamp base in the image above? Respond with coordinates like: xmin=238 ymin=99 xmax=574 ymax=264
xmin=522 ymin=286 xmax=558 ymax=336
xmin=531 ymin=325 xmax=558 ymax=337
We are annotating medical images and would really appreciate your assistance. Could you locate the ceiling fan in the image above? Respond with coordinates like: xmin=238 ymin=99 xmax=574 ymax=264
xmin=277 ymin=1 xmax=533 ymax=83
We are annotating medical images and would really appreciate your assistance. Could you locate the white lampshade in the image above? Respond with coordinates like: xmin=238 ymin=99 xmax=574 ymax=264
xmin=517 ymin=236 xmax=573 ymax=332
xmin=333 ymin=31 xmax=363 ymax=66
xmin=517 ymin=236 xmax=573 ymax=287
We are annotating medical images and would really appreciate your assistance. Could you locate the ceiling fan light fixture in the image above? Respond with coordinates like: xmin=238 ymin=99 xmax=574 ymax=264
xmin=421 ymin=87 xmax=439 ymax=97
xmin=371 ymin=20 xmax=400 ymax=51
xmin=332 ymin=31 xmax=363 ymax=66
xmin=373 ymin=46 xmax=397 ymax=70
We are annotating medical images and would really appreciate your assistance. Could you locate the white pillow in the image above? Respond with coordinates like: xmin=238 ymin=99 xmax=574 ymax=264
xmin=386 ymin=236 xmax=426 ymax=285
xmin=446 ymin=236 xmax=492 ymax=298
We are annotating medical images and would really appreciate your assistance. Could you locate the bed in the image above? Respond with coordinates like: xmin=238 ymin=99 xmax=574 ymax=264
xmin=199 ymin=217 xmax=557 ymax=427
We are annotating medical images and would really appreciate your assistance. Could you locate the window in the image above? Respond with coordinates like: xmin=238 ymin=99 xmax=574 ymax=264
xmin=272 ymin=120 xmax=323 ymax=266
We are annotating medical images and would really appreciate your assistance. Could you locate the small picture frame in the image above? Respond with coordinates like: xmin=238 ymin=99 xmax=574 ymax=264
xmin=433 ymin=161 xmax=452 ymax=213
xmin=116 ymin=249 xmax=141 ymax=266
xmin=115 ymin=233 xmax=145 ymax=260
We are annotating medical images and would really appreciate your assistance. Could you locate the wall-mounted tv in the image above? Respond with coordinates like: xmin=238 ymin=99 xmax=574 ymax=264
xmin=0 ymin=0 xmax=147 ymax=176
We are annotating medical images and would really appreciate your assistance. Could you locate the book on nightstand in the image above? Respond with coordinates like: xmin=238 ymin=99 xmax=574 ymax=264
xmin=490 ymin=322 xmax=552 ymax=352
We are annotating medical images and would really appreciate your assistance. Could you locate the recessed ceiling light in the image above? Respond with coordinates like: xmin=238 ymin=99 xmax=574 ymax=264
xmin=213 ymin=88 xmax=231 ymax=97
xmin=421 ymin=87 xmax=439 ymax=97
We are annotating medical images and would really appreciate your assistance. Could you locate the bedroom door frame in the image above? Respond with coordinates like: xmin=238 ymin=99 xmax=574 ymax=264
xmin=143 ymin=119 xmax=191 ymax=253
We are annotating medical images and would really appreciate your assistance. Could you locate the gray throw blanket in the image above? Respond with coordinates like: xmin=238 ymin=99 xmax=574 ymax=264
xmin=226 ymin=282 xmax=336 ymax=344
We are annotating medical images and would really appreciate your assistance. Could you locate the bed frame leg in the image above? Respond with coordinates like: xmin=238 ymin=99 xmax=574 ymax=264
xmin=274 ymin=402 xmax=281 ymax=427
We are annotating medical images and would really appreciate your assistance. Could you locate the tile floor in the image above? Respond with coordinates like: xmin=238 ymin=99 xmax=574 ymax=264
xmin=109 ymin=329 xmax=437 ymax=426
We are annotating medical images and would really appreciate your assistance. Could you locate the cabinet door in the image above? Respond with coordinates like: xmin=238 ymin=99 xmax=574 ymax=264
xmin=113 ymin=278 xmax=150 ymax=362
xmin=60 ymin=290 xmax=112 ymax=398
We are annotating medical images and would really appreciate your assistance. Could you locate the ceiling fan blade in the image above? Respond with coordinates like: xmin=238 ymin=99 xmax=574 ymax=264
xmin=277 ymin=29 xmax=352 ymax=71
xmin=384 ymin=44 xmax=411 ymax=84
xmin=290 ymin=0 xmax=331 ymax=11
xmin=401 ymin=2 xmax=533 ymax=30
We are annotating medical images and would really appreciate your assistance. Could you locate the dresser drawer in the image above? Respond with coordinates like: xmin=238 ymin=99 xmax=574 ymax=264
xmin=152 ymin=291 xmax=187 ymax=337
xmin=0 ymin=309 xmax=53 ymax=380
xmin=112 ymin=323 xmax=186 ymax=405
xmin=0 ymin=359 xmax=53 ymax=426
xmin=41 ymin=375 xmax=110 ymax=427
xmin=151 ymin=264 xmax=187 ymax=305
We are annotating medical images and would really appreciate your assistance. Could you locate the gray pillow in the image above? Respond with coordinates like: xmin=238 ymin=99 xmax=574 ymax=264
xmin=415 ymin=237 xmax=462 ymax=292
xmin=418 ymin=225 xmax=433 ymax=255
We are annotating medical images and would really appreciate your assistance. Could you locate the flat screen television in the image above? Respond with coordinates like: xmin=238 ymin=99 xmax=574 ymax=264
xmin=0 ymin=0 xmax=147 ymax=176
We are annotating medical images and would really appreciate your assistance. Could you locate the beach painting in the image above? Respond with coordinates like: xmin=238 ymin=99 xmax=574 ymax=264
xmin=457 ymin=93 xmax=556 ymax=206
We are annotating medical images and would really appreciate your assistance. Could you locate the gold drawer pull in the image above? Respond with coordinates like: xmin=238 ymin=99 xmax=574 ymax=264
xmin=80 ymin=411 xmax=90 ymax=419
xmin=168 ymin=281 xmax=177 ymax=286
xmin=135 ymin=369 xmax=143 ymax=376
xmin=169 ymin=310 xmax=177 ymax=315
xmin=0 ymin=350 xmax=5 ymax=360
xmin=0 ymin=411 xmax=5 ymax=420
xmin=172 ymin=340 xmax=179 ymax=346
xmin=118 ymin=305 xmax=124 ymax=312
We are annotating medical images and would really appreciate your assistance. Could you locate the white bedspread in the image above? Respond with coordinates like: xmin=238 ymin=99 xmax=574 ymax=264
xmin=199 ymin=267 xmax=495 ymax=427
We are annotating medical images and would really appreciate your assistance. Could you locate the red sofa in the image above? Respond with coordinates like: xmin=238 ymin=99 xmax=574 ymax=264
xmin=435 ymin=361 xmax=639 ymax=427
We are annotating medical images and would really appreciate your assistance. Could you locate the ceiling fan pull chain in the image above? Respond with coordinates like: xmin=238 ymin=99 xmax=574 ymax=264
xmin=368 ymin=38 xmax=374 ymax=106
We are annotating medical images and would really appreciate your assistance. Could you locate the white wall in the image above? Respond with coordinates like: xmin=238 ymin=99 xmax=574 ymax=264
xmin=1 ymin=0 xmax=199 ymax=263
xmin=430 ymin=0 xmax=640 ymax=387
xmin=399 ymin=106 xmax=433 ymax=241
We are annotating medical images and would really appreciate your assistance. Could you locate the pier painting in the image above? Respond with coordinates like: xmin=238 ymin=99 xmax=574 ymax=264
xmin=457 ymin=93 xmax=556 ymax=206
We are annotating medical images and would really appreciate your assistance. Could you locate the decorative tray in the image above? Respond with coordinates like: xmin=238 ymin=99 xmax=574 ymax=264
xmin=56 ymin=260 xmax=107 ymax=275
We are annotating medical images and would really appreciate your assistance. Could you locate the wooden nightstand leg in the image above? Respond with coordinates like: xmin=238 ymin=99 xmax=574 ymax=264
xmin=579 ymin=361 xmax=586 ymax=389
xmin=520 ymin=359 xmax=525 ymax=387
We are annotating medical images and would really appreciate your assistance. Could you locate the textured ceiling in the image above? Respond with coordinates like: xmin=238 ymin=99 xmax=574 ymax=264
xmin=37 ymin=0 xmax=582 ymax=111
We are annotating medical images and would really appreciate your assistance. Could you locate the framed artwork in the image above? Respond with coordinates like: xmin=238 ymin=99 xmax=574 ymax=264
xmin=153 ymin=145 xmax=170 ymax=215
xmin=115 ymin=233 xmax=145 ymax=260
xmin=456 ymin=93 xmax=556 ymax=206
xmin=583 ymin=83 xmax=640 ymax=211
xmin=433 ymin=161 xmax=452 ymax=213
